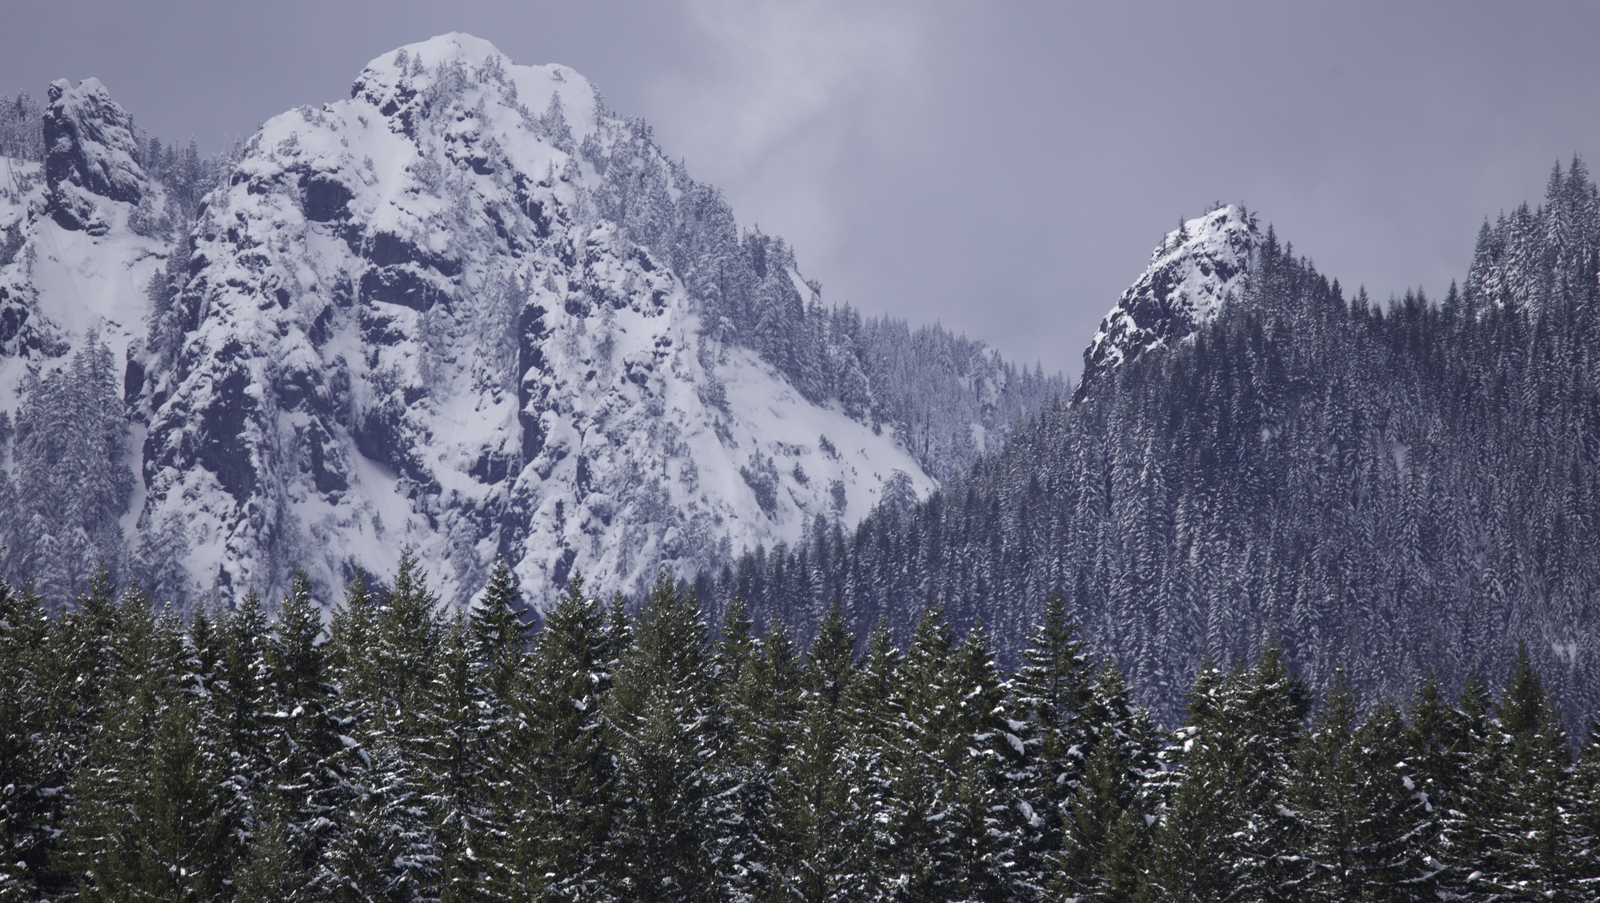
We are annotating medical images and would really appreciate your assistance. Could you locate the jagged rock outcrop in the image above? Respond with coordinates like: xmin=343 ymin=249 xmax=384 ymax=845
xmin=1078 ymin=205 xmax=1260 ymax=396
xmin=0 ymin=78 xmax=169 ymax=603
xmin=43 ymin=78 xmax=148 ymax=234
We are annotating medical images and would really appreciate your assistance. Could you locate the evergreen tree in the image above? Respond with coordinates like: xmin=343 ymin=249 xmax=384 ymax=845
xmin=1296 ymin=671 xmax=1368 ymax=901
xmin=1053 ymin=659 xmax=1157 ymax=903
xmin=321 ymin=555 xmax=447 ymax=902
xmin=19 ymin=570 xmax=127 ymax=900
xmin=470 ymin=558 xmax=530 ymax=707
xmin=375 ymin=548 xmax=446 ymax=741
xmin=1054 ymin=724 xmax=1147 ymax=903
xmin=1401 ymin=671 xmax=1474 ymax=899
xmin=602 ymin=573 xmax=736 ymax=902
xmin=1008 ymin=587 xmax=1096 ymax=891
xmin=409 ymin=561 xmax=532 ymax=903
xmin=945 ymin=622 xmax=1027 ymax=902
xmin=719 ymin=606 xmax=803 ymax=900
xmin=329 ymin=568 xmax=380 ymax=704
xmin=326 ymin=735 xmax=443 ymax=903
xmin=765 ymin=604 xmax=873 ymax=902
xmin=846 ymin=620 xmax=902 ymax=902
xmin=1295 ymin=675 xmax=1431 ymax=902
xmin=1138 ymin=663 xmax=1240 ymax=903
xmin=1433 ymin=668 xmax=1505 ymax=900
xmin=416 ymin=614 xmax=487 ymax=903
xmin=212 ymin=587 xmax=275 ymax=870
xmin=56 ymin=585 xmax=233 ymax=902
xmin=1142 ymin=644 xmax=1310 ymax=903
xmin=460 ymin=558 xmax=532 ymax=900
xmin=3 ymin=336 xmax=135 ymax=606
xmin=0 ymin=579 xmax=62 ymax=899
xmin=1572 ymin=719 xmax=1600 ymax=894
xmin=1471 ymin=643 xmax=1578 ymax=901
xmin=870 ymin=608 xmax=1019 ymax=901
xmin=235 ymin=805 xmax=312 ymax=903
xmin=263 ymin=568 xmax=348 ymax=899
xmin=874 ymin=607 xmax=958 ymax=901
xmin=1357 ymin=700 xmax=1445 ymax=900
xmin=521 ymin=572 xmax=615 ymax=901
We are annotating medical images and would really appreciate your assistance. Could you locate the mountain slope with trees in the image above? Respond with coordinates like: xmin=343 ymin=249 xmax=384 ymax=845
xmin=712 ymin=164 xmax=1600 ymax=729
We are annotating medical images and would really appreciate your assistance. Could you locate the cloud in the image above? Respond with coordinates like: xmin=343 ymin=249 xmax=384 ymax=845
xmin=672 ymin=0 xmax=919 ymax=160
xmin=646 ymin=0 xmax=925 ymax=261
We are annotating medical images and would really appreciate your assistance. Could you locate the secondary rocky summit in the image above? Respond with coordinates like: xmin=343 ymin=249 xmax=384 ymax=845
xmin=1078 ymin=205 xmax=1261 ymax=394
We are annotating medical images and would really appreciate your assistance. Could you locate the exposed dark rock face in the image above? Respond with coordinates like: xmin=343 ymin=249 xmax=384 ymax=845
xmin=43 ymin=78 xmax=148 ymax=233
xmin=0 ymin=286 xmax=46 ymax=357
xmin=300 ymin=172 xmax=352 ymax=222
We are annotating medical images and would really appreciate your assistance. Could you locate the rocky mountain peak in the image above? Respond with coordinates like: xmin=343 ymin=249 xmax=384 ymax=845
xmin=1078 ymin=204 xmax=1260 ymax=395
xmin=0 ymin=34 xmax=1058 ymax=614
xmin=348 ymin=33 xmax=596 ymax=148
xmin=129 ymin=34 xmax=940 ymax=608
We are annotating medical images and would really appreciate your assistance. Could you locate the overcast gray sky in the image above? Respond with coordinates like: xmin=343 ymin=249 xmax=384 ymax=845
xmin=5 ymin=1 xmax=1598 ymax=378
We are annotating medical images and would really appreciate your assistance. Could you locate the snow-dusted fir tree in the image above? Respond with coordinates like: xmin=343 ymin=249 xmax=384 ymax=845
xmin=1141 ymin=645 xmax=1311 ymax=903
xmin=449 ymin=558 xmax=532 ymax=900
xmin=717 ymin=598 xmax=806 ymax=899
xmin=261 ymin=570 xmax=351 ymax=898
xmin=844 ymin=620 xmax=902 ymax=902
xmin=0 ymin=578 xmax=60 ymax=896
xmin=1051 ymin=659 xmax=1159 ymax=902
xmin=1293 ymin=673 xmax=1434 ymax=901
xmin=601 ymin=574 xmax=739 ymax=901
xmin=3 ymin=335 xmax=134 ymax=604
xmin=209 ymin=589 xmax=277 ymax=863
xmin=868 ymin=608 xmax=1022 ymax=902
xmin=517 ymin=572 xmax=615 ymax=900
xmin=324 ymin=734 xmax=442 ymax=903
xmin=1456 ymin=644 xmax=1579 ymax=900
xmin=763 ymin=604 xmax=876 ymax=902
xmin=57 ymin=585 xmax=235 ymax=902
xmin=1007 ymin=587 xmax=1096 ymax=890
xmin=1573 ymin=722 xmax=1600 ymax=892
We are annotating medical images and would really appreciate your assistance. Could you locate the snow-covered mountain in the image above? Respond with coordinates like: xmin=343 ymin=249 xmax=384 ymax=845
xmin=0 ymin=34 xmax=1060 ymax=609
xmin=1077 ymin=205 xmax=1261 ymax=395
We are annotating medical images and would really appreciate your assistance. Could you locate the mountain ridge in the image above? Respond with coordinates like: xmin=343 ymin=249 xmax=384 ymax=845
xmin=0 ymin=34 xmax=1062 ymax=610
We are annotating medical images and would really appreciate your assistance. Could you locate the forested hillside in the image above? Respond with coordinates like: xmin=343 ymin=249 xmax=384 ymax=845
xmin=4 ymin=564 xmax=1598 ymax=901
xmin=710 ymin=162 xmax=1600 ymax=729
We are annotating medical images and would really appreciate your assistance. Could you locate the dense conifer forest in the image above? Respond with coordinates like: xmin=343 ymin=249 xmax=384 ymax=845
xmin=708 ymin=161 xmax=1600 ymax=730
xmin=4 ymin=558 xmax=1600 ymax=902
